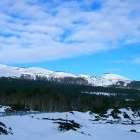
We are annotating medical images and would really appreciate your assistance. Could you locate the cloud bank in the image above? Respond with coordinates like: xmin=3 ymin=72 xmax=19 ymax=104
xmin=0 ymin=0 xmax=140 ymax=63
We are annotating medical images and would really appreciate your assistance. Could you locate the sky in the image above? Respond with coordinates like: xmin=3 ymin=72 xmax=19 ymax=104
xmin=0 ymin=0 xmax=140 ymax=80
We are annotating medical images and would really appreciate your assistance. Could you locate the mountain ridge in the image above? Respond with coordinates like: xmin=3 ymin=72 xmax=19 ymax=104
xmin=0 ymin=64 xmax=131 ymax=87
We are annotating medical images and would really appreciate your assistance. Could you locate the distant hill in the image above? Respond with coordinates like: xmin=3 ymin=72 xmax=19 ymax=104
xmin=0 ymin=64 xmax=131 ymax=87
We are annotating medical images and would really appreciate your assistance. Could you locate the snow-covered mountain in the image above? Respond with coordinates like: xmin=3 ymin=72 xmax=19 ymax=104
xmin=0 ymin=64 xmax=130 ymax=87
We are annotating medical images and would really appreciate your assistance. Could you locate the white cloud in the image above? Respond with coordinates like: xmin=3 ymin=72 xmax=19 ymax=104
xmin=0 ymin=0 xmax=140 ymax=64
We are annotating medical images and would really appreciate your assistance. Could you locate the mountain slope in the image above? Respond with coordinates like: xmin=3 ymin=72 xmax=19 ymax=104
xmin=0 ymin=64 xmax=130 ymax=87
xmin=1 ymin=109 xmax=140 ymax=140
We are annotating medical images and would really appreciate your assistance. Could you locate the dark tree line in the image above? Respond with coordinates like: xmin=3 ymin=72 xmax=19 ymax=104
xmin=127 ymin=81 xmax=140 ymax=89
xmin=0 ymin=77 xmax=140 ymax=113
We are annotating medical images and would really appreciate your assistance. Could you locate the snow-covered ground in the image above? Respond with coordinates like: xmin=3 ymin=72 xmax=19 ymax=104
xmin=81 ymin=91 xmax=116 ymax=96
xmin=0 ymin=111 xmax=140 ymax=140
xmin=0 ymin=106 xmax=11 ymax=113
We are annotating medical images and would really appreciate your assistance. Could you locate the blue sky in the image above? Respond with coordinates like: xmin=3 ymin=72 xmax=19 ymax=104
xmin=0 ymin=0 xmax=140 ymax=80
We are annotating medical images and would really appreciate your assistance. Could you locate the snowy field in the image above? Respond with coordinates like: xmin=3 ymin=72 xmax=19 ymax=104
xmin=0 ymin=111 xmax=140 ymax=140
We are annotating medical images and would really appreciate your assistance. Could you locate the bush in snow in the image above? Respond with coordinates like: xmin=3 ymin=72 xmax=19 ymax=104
xmin=54 ymin=120 xmax=81 ymax=132
xmin=130 ymin=129 xmax=137 ymax=133
xmin=111 ymin=108 xmax=121 ymax=119
xmin=0 ymin=122 xmax=13 ymax=135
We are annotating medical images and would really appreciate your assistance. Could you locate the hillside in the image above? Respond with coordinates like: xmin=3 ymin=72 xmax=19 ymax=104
xmin=0 ymin=78 xmax=140 ymax=113
xmin=1 ymin=109 xmax=140 ymax=140
xmin=0 ymin=64 xmax=131 ymax=87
